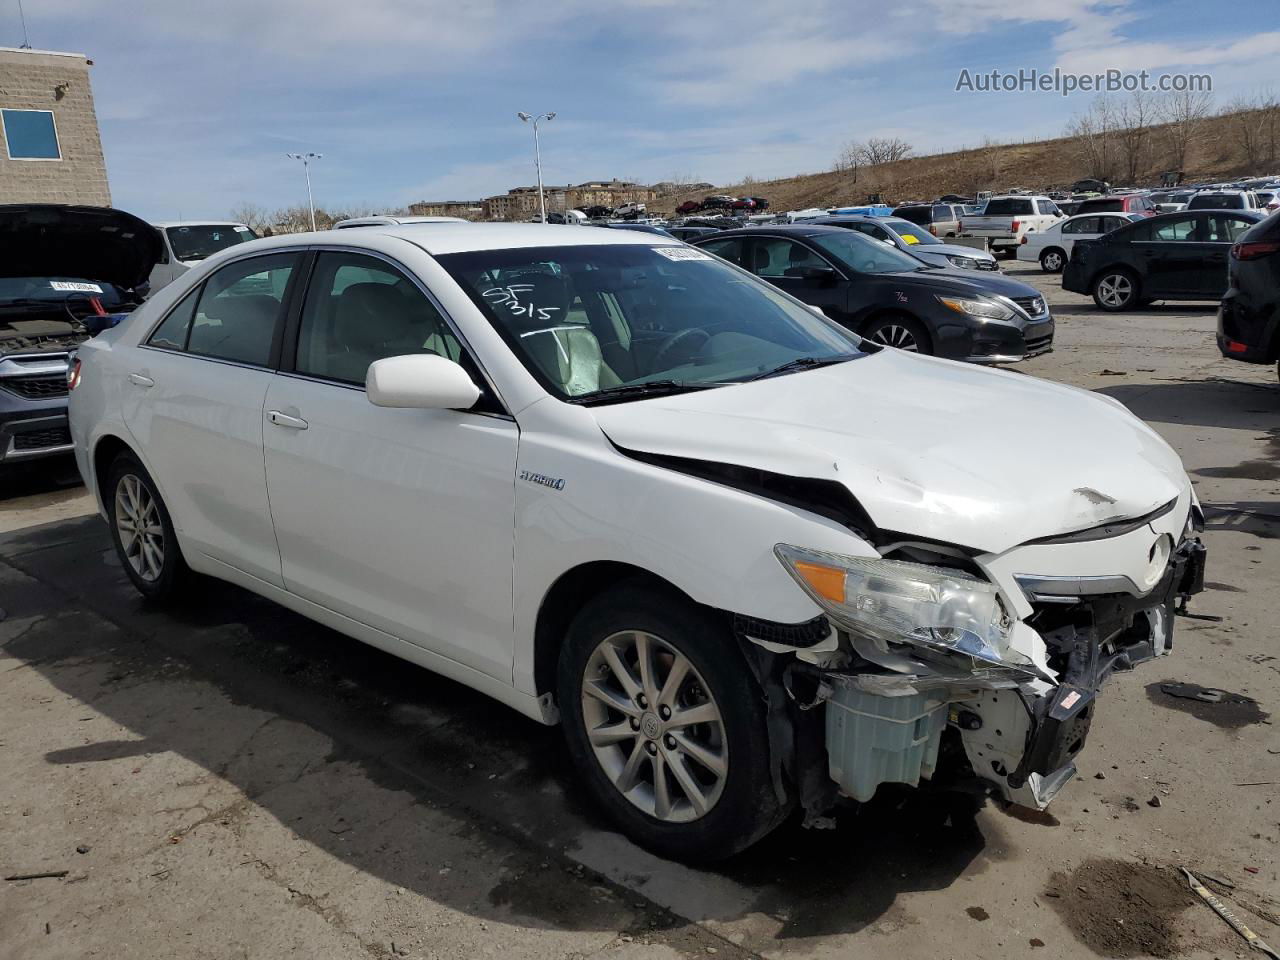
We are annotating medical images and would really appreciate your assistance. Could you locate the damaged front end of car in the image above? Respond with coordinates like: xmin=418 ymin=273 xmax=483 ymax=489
xmin=735 ymin=515 xmax=1208 ymax=820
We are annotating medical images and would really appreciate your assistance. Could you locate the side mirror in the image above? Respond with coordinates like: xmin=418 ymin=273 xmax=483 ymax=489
xmin=802 ymin=265 xmax=838 ymax=284
xmin=366 ymin=354 xmax=481 ymax=410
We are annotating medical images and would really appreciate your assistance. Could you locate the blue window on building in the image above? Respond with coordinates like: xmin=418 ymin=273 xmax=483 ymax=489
xmin=2 ymin=109 xmax=62 ymax=160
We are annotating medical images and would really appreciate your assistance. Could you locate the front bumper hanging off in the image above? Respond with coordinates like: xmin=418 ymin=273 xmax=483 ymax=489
xmin=814 ymin=536 xmax=1207 ymax=811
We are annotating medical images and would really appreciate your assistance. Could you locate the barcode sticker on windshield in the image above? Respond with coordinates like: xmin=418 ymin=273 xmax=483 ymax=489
xmin=653 ymin=246 xmax=713 ymax=261
xmin=50 ymin=281 xmax=103 ymax=293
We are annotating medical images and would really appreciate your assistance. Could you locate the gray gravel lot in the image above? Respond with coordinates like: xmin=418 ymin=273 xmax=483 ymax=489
xmin=1 ymin=260 xmax=1277 ymax=960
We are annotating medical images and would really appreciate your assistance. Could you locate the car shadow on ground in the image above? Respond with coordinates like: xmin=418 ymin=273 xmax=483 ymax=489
xmin=1096 ymin=376 xmax=1280 ymax=430
xmin=1 ymin=515 xmax=998 ymax=943
xmin=0 ymin=454 xmax=82 ymax=502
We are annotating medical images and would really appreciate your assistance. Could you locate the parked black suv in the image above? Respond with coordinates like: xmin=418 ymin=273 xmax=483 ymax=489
xmin=692 ymin=225 xmax=1052 ymax=361
xmin=1217 ymin=209 xmax=1280 ymax=379
xmin=0 ymin=205 xmax=159 ymax=464
xmin=1063 ymin=210 xmax=1264 ymax=311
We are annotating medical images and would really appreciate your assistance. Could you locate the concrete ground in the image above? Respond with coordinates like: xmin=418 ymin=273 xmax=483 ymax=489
xmin=1 ymin=261 xmax=1277 ymax=960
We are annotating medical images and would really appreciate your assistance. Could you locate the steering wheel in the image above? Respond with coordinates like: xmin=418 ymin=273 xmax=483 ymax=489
xmin=651 ymin=328 xmax=711 ymax=370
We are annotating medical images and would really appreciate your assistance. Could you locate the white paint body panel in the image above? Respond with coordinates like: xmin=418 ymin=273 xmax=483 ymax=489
xmin=69 ymin=223 xmax=1196 ymax=727
xmin=1016 ymin=214 xmax=1135 ymax=264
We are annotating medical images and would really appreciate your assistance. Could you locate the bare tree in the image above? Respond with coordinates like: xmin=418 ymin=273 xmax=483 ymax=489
xmin=228 ymin=203 xmax=270 ymax=232
xmin=1066 ymin=95 xmax=1119 ymax=182
xmin=1224 ymin=91 xmax=1280 ymax=169
xmin=1115 ymin=91 xmax=1155 ymax=184
xmin=862 ymin=136 xmax=913 ymax=166
xmin=834 ymin=140 xmax=865 ymax=181
xmin=1157 ymin=88 xmax=1214 ymax=172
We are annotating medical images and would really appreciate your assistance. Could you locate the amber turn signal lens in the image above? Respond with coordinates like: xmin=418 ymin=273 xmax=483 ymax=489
xmin=792 ymin=561 xmax=846 ymax=605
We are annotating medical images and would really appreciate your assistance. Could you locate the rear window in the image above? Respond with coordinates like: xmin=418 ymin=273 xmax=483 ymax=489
xmin=891 ymin=206 xmax=931 ymax=225
xmin=1078 ymin=198 xmax=1122 ymax=213
xmin=1188 ymin=194 xmax=1243 ymax=210
xmin=982 ymin=198 xmax=1034 ymax=216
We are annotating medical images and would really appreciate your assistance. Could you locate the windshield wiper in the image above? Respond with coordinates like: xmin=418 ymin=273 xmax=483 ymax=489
xmin=569 ymin=380 xmax=724 ymax=405
xmin=742 ymin=354 xmax=857 ymax=382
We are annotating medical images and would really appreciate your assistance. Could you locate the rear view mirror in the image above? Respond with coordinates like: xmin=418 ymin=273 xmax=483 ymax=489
xmin=366 ymin=354 xmax=481 ymax=410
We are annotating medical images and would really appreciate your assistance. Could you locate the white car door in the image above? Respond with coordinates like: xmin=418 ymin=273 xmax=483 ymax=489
xmin=124 ymin=251 xmax=301 ymax=585
xmin=260 ymin=250 xmax=519 ymax=682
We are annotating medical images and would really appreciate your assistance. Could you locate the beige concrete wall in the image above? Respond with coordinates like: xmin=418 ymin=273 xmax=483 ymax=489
xmin=0 ymin=48 xmax=111 ymax=205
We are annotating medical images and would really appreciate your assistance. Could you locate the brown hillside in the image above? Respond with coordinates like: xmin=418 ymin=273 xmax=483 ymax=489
xmin=657 ymin=108 xmax=1278 ymax=214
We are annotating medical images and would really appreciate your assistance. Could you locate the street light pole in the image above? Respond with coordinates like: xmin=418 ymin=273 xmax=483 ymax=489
xmin=286 ymin=152 xmax=323 ymax=231
xmin=517 ymin=112 xmax=555 ymax=222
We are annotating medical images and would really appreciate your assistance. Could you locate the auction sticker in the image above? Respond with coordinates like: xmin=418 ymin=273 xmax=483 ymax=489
xmin=653 ymin=246 xmax=713 ymax=261
xmin=50 ymin=281 xmax=103 ymax=293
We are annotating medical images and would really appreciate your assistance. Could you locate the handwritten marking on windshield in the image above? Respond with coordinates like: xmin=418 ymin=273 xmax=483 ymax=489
xmin=483 ymin=284 xmax=562 ymax=321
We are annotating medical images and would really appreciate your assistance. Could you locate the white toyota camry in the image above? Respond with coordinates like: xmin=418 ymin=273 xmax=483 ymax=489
xmin=69 ymin=223 xmax=1206 ymax=861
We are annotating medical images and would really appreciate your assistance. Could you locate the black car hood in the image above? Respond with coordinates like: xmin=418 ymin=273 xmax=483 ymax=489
xmin=0 ymin=205 xmax=162 ymax=292
xmin=881 ymin=266 xmax=1041 ymax=300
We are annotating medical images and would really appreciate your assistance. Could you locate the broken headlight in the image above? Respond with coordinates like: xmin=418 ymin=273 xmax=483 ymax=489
xmin=775 ymin=544 xmax=1037 ymax=675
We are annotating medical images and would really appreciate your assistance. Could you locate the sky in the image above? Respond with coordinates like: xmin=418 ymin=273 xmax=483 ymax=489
xmin=7 ymin=0 xmax=1279 ymax=220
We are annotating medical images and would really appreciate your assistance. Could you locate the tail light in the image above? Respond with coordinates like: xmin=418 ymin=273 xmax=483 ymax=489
xmin=929 ymin=224 xmax=937 ymax=236
xmin=1232 ymin=240 xmax=1280 ymax=261
xmin=1020 ymin=234 xmax=1028 ymax=244
xmin=1011 ymin=219 xmax=1021 ymax=233
xmin=958 ymin=220 xmax=963 ymax=232
xmin=67 ymin=356 xmax=82 ymax=391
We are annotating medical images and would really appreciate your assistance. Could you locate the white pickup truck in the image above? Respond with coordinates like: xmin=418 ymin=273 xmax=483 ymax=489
xmin=961 ymin=195 xmax=1063 ymax=257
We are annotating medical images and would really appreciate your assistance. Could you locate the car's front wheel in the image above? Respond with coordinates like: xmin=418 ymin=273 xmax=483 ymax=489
xmin=557 ymin=582 xmax=789 ymax=862
xmin=1039 ymin=248 xmax=1066 ymax=272
xmin=863 ymin=315 xmax=932 ymax=355
xmin=105 ymin=452 xmax=189 ymax=600
xmin=1092 ymin=269 xmax=1140 ymax=311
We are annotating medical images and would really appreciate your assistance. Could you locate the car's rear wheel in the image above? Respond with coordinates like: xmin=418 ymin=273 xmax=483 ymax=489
xmin=557 ymin=582 xmax=788 ymax=862
xmin=864 ymin=315 xmax=932 ymax=355
xmin=106 ymin=452 xmax=189 ymax=600
xmin=1092 ymin=269 xmax=1140 ymax=311
xmin=1039 ymin=248 xmax=1066 ymax=272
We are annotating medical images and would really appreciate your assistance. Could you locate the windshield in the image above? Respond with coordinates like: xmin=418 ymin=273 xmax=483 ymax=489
xmin=808 ymin=230 xmax=927 ymax=274
xmin=883 ymin=219 xmax=941 ymax=245
xmin=166 ymin=224 xmax=256 ymax=262
xmin=437 ymin=244 xmax=862 ymax=402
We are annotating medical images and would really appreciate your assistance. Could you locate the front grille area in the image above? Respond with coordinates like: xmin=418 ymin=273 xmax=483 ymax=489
xmin=13 ymin=426 xmax=72 ymax=451
xmin=1025 ymin=333 xmax=1054 ymax=355
xmin=1013 ymin=295 xmax=1047 ymax=317
xmin=976 ymin=260 xmax=999 ymax=270
xmin=0 ymin=375 xmax=68 ymax=400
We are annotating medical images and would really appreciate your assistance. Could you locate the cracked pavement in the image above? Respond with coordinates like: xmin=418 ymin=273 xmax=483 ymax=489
xmin=0 ymin=261 xmax=1277 ymax=960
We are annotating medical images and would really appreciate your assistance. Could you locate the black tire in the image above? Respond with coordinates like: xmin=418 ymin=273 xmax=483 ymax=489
xmin=557 ymin=582 xmax=789 ymax=862
xmin=105 ymin=452 xmax=190 ymax=600
xmin=1039 ymin=247 xmax=1066 ymax=273
xmin=862 ymin=314 xmax=933 ymax=355
xmin=1091 ymin=268 xmax=1140 ymax=311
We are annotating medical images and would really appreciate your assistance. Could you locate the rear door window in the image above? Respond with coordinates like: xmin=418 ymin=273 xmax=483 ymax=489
xmin=698 ymin=237 xmax=745 ymax=267
xmin=1206 ymin=215 xmax=1256 ymax=243
xmin=186 ymin=253 xmax=298 ymax=366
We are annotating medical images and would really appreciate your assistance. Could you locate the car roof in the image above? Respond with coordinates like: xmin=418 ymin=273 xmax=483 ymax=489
xmin=233 ymin=222 xmax=677 ymax=256
xmin=333 ymin=215 xmax=469 ymax=227
xmin=690 ymin=224 xmax=845 ymax=239
xmin=152 ymin=220 xmax=247 ymax=228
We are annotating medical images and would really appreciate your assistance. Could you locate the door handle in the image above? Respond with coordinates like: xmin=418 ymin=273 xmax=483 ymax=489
xmin=127 ymin=373 xmax=154 ymax=387
xmin=267 ymin=410 xmax=309 ymax=430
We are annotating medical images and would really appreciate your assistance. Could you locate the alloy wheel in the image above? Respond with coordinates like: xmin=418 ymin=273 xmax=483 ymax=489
xmin=580 ymin=630 xmax=728 ymax=823
xmin=114 ymin=474 xmax=164 ymax=582
xmin=1042 ymin=251 xmax=1064 ymax=271
xmin=1097 ymin=274 xmax=1133 ymax=308
xmin=870 ymin=325 xmax=919 ymax=351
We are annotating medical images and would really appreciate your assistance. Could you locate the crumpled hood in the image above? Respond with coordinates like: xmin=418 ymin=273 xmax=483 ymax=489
xmin=0 ymin=205 xmax=162 ymax=292
xmin=590 ymin=351 xmax=1187 ymax=555
xmin=916 ymin=241 xmax=997 ymax=262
